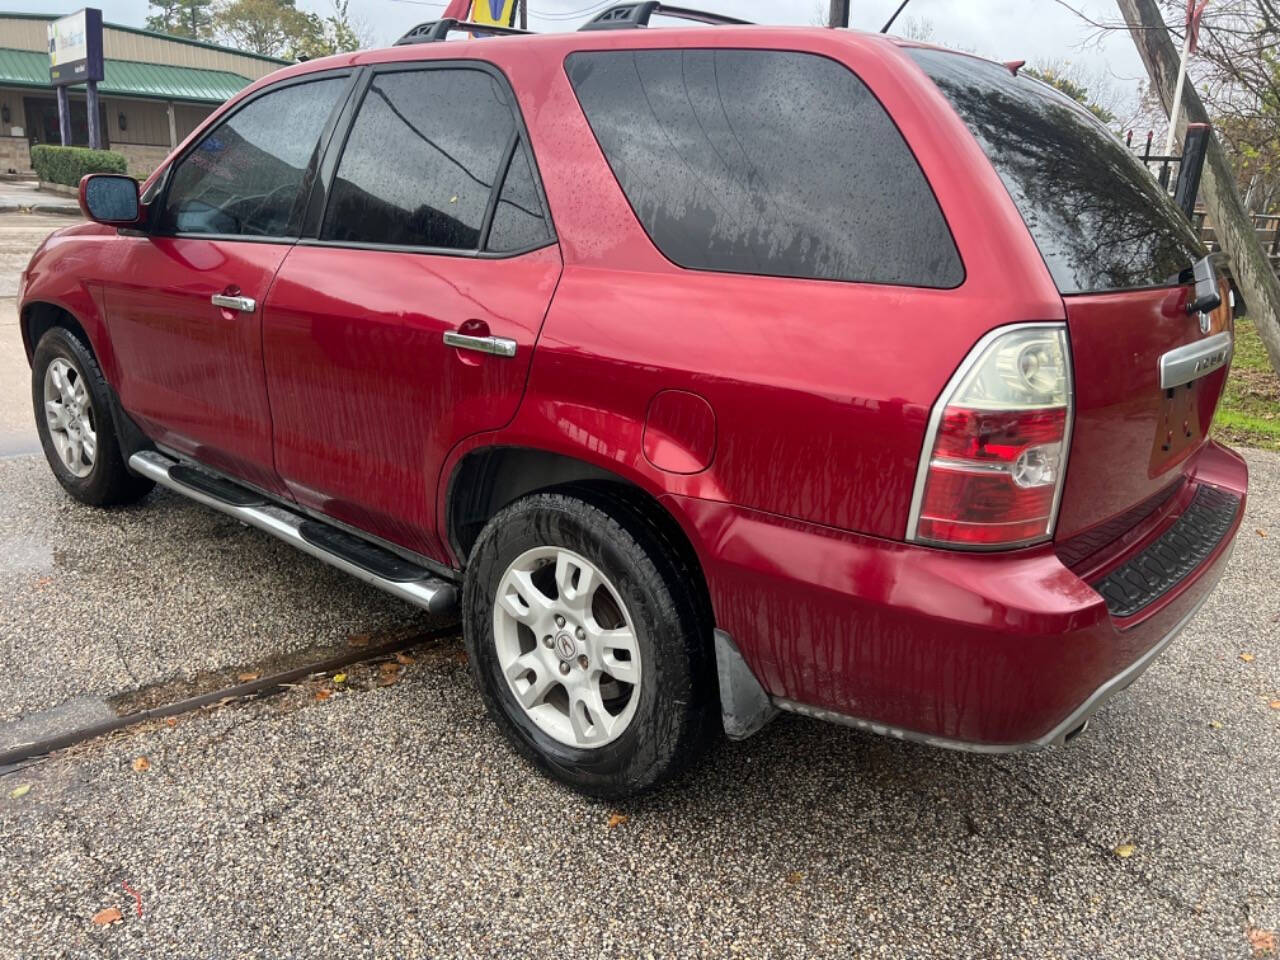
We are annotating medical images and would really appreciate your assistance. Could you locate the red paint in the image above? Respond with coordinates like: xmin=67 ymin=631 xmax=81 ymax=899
xmin=21 ymin=26 xmax=1249 ymax=749
xmin=643 ymin=390 xmax=716 ymax=474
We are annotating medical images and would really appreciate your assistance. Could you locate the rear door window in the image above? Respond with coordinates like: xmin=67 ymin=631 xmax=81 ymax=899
xmin=322 ymin=68 xmax=543 ymax=251
xmin=565 ymin=48 xmax=962 ymax=288
xmin=907 ymin=48 xmax=1204 ymax=294
xmin=158 ymin=76 xmax=346 ymax=238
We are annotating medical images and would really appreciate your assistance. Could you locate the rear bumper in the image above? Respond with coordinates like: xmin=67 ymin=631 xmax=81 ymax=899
xmin=672 ymin=441 xmax=1247 ymax=749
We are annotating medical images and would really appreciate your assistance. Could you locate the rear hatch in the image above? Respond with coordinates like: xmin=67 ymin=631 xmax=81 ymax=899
xmin=907 ymin=48 xmax=1232 ymax=551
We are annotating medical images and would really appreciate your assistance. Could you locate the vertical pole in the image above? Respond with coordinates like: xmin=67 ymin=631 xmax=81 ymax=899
xmin=827 ymin=0 xmax=850 ymax=28
xmin=86 ymin=79 xmax=102 ymax=150
xmin=167 ymin=101 xmax=177 ymax=148
xmin=518 ymin=0 xmax=526 ymax=30
xmin=56 ymin=85 xmax=71 ymax=146
xmin=1163 ymin=27 xmax=1192 ymax=158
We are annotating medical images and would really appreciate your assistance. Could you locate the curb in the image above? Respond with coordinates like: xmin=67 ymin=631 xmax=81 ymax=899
xmin=0 ymin=203 xmax=80 ymax=215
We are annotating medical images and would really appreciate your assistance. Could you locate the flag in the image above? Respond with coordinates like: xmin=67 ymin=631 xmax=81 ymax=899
xmin=471 ymin=0 xmax=519 ymax=26
xmin=1186 ymin=0 xmax=1209 ymax=53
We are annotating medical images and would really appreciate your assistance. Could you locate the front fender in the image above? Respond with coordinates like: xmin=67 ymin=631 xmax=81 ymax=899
xmin=19 ymin=222 xmax=119 ymax=380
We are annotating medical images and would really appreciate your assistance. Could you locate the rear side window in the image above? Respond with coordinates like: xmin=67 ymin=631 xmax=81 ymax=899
xmin=908 ymin=48 xmax=1203 ymax=294
xmin=159 ymin=77 xmax=346 ymax=238
xmin=565 ymin=49 xmax=962 ymax=288
xmin=323 ymin=69 xmax=518 ymax=250
xmin=486 ymin=140 xmax=551 ymax=253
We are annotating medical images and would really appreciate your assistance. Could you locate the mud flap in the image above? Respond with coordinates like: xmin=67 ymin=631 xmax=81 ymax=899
xmin=714 ymin=628 xmax=777 ymax=740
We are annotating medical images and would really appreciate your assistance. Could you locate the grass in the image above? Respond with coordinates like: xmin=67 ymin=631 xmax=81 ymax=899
xmin=1215 ymin=318 xmax=1280 ymax=451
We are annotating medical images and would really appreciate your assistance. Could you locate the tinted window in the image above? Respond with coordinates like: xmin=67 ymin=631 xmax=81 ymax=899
xmin=323 ymin=69 xmax=515 ymax=249
xmin=908 ymin=48 xmax=1203 ymax=294
xmin=565 ymin=49 xmax=962 ymax=287
xmin=159 ymin=77 xmax=344 ymax=238
xmin=486 ymin=140 xmax=550 ymax=253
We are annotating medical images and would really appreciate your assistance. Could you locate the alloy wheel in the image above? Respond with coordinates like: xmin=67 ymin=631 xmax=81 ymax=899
xmin=43 ymin=357 xmax=96 ymax=479
xmin=492 ymin=546 xmax=642 ymax=748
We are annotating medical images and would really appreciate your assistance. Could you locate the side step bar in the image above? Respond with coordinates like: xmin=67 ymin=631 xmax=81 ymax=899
xmin=129 ymin=451 xmax=458 ymax=615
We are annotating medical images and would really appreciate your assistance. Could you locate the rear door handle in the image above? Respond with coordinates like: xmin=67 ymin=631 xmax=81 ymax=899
xmin=443 ymin=331 xmax=517 ymax=358
xmin=211 ymin=294 xmax=256 ymax=313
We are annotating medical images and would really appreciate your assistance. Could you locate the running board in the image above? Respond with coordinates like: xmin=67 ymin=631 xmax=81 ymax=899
xmin=129 ymin=451 xmax=458 ymax=615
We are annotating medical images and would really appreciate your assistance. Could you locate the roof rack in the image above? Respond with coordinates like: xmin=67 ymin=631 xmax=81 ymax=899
xmin=394 ymin=19 xmax=532 ymax=45
xmin=578 ymin=2 xmax=751 ymax=31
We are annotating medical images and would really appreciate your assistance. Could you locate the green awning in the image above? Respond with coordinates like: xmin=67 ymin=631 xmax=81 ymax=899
xmin=0 ymin=47 xmax=251 ymax=104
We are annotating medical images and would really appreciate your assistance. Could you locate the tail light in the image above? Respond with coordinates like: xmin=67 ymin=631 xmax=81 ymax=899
xmin=907 ymin=324 xmax=1073 ymax=549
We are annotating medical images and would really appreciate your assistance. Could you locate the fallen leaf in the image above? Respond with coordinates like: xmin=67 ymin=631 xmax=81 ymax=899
xmin=1269 ymin=700 xmax=1280 ymax=711
xmin=131 ymin=757 xmax=150 ymax=773
xmin=454 ymin=651 xmax=469 ymax=666
xmin=9 ymin=783 xmax=31 ymax=799
xmin=1248 ymin=927 xmax=1277 ymax=958
xmin=380 ymin=661 xmax=401 ymax=675
xmin=786 ymin=871 xmax=805 ymax=884
xmin=1242 ymin=653 xmax=1257 ymax=663
xmin=314 ymin=688 xmax=332 ymax=702
xmin=236 ymin=671 xmax=261 ymax=683
xmin=377 ymin=674 xmax=399 ymax=687
xmin=33 ymin=576 xmax=52 ymax=590
xmin=1209 ymin=720 xmax=1223 ymax=730
xmin=165 ymin=716 xmax=177 ymax=728
xmin=1113 ymin=843 xmax=1136 ymax=859
xmin=332 ymin=673 xmax=347 ymax=684
xmin=1258 ymin=529 xmax=1269 ymax=538
xmin=91 ymin=907 xmax=122 ymax=926
xmin=607 ymin=812 xmax=628 ymax=829
xmin=395 ymin=652 xmax=415 ymax=666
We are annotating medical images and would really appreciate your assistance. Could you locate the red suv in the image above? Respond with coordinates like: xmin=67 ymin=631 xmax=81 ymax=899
xmin=19 ymin=7 xmax=1247 ymax=797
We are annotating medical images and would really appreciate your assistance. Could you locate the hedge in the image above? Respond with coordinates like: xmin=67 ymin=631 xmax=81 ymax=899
xmin=30 ymin=145 xmax=128 ymax=187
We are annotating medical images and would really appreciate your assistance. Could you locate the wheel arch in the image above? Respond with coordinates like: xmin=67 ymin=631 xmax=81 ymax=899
xmin=21 ymin=300 xmax=95 ymax=366
xmin=445 ymin=445 xmax=714 ymax=628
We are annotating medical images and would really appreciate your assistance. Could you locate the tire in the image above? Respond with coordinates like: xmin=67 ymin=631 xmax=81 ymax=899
xmin=31 ymin=326 xmax=154 ymax=507
xmin=463 ymin=490 xmax=716 ymax=798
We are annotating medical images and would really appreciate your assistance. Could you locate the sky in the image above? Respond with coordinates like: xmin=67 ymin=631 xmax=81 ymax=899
xmin=21 ymin=0 xmax=1158 ymax=120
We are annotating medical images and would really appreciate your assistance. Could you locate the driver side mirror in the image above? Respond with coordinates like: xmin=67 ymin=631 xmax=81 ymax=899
xmin=79 ymin=173 xmax=143 ymax=227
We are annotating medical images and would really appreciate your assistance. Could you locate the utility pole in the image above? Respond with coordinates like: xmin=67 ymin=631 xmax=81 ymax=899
xmin=827 ymin=0 xmax=849 ymax=28
xmin=1116 ymin=0 xmax=1280 ymax=378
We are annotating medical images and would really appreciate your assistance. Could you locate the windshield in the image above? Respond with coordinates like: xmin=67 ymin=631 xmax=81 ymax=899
xmin=907 ymin=47 xmax=1204 ymax=295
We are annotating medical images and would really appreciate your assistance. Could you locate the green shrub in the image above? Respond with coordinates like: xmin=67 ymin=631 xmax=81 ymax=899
xmin=30 ymin=145 xmax=128 ymax=187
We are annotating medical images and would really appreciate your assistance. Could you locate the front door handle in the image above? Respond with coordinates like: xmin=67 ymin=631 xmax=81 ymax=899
xmin=211 ymin=293 xmax=256 ymax=313
xmin=443 ymin=331 xmax=517 ymax=358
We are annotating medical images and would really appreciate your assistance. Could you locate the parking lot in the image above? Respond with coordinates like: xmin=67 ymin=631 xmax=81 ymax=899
xmin=2 ymin=209 xmax=1278 ymax=958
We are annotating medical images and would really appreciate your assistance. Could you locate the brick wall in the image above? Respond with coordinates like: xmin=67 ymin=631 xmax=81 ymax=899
xmin=0 ymin=136 xmax=32 ymax=176
xmin=112 ymin=142 xmax=171 ymax=178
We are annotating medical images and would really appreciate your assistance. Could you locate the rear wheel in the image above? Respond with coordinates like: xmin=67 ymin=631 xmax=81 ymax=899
xmin=463 ymin=491 xmax=715 ymax=798
xmin=32 ymin=326 xmax=153 ymax=506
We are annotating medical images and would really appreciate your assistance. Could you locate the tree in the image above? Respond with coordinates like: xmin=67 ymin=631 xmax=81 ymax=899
xmin=146 ymin=0 xmax=215 ymax=40
xmin=1116 ymin=0 xmax=1280 ymax=379
xmin=1024 ymin=62 xmax=1120 ymax=125
xmin=212 ymin=0 xmax=365 ymax=60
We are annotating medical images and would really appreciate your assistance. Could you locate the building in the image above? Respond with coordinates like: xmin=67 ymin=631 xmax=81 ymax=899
xmin=0 ymin=12 xmax=288 ymax=177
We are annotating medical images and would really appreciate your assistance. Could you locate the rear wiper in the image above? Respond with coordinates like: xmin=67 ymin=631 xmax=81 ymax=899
xmin=1182 ymin=254 xmax=1222 ymax=315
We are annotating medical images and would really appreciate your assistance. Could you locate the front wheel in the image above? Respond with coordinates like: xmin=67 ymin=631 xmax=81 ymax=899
xmin=32 ymin=326 xmax=153 ymax=506
xmin=463 ymin=491 xmax=715 ymax=798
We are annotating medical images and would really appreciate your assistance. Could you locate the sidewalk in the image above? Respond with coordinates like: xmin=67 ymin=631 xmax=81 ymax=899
xmin=0 ymin=180 xmax=80 ymax=215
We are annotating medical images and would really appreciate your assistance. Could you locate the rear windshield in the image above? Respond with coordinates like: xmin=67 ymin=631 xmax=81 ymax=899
xmin=907 ymin=47 xmax=1203 ymax=295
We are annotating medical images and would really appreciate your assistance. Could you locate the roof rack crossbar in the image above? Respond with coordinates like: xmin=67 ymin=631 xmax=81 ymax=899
xmin=578 ymin=2 xmax=751 ymax=31
xmin=394 ymin=18 xmax=532 ymax=45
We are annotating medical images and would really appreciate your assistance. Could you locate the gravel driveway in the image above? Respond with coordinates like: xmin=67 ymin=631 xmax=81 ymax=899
xmin=0 ymin=447 xmax=1276 ymax=959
